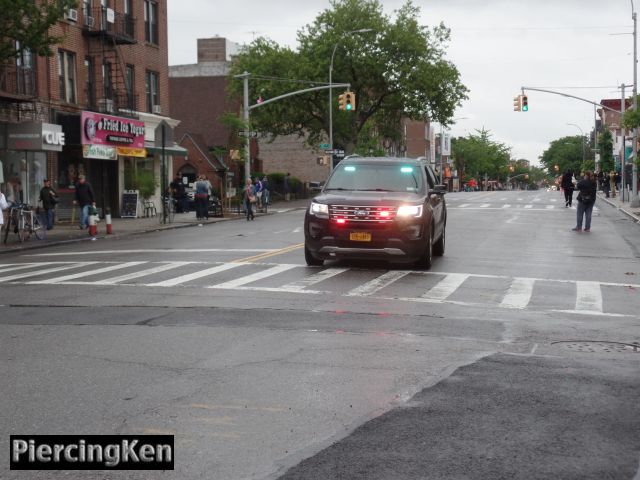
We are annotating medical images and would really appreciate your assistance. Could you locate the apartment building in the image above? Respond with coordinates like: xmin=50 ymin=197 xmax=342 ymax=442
xmin=0 ymin=0 xmax=183 ymax=218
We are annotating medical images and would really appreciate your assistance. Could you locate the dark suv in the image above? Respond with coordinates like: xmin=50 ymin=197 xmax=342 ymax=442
xmin=304 ymin=156 xmax=447 ymax=268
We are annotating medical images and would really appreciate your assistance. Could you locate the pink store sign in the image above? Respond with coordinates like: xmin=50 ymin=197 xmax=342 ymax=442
xmin=81 ymin=111 xmax=145 ymax=148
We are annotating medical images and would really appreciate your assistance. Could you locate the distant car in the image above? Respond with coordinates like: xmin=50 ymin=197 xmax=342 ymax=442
xmin=308 ymin=181 xmax=324 ymax=192
xmin=304 ymin=156 xmax=447 ymax=269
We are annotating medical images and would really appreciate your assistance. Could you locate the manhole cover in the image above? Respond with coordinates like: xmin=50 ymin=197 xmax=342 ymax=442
xmin=552 ymin=340 xmax=640 ymax=354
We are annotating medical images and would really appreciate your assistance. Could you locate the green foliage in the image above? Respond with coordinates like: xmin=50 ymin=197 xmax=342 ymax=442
xmin=451 ymin=128 xmax=511 ymax=181
xmin=0 ymin=0 xmax=78 ymax=62
xmin=227 ymin=0 xmax=468 ymax=153
xmin=125 ymin=169 xmax=157 ymax=200
xmin=598 ymin=129 xmax=614 ymax=173
xmin=539 ymin=136 xmax=584 ymax=176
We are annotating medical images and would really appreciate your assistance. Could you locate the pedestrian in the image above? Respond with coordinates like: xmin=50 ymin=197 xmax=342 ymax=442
xmin=262 ymin=175 xmax=270 ymax=206
xmin=254 ymin=176 xmax=263 ymax=210
xmin=560 ymin=170 xmax=575 ymax=207
xmin=243 ymin=178 xmax=255 ymax=221
xmin=170 ymin=175 xmax=187 ymax=213
xmin=615 ymin=171 xmax=621 ymax=194
xmin=572 ymin=171 xmax=597 ymax=232
xmin=194 ymin=175 xmax=209 ymax=221
xmin=284 ymin=172 xmax=291 ymax=201
xmin=39 ymin=179 xmax=58 ymax=230
xmin=0 ymin=190 xmax=8 ymax=228
xmin=73 ymin=175 xmax=95 ymax=230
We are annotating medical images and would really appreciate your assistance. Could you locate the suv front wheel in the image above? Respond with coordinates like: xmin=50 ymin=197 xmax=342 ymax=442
xmin=415 ymin=227 xmax=433 ymax=269
xmin=304 ymin=243 xmax=324 ymax=266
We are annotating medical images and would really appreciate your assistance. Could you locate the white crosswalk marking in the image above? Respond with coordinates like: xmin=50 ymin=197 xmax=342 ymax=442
xmin=546 ymin=205 xmax=554 ymax=209
xmin=500 ymin=277 xmax=535 ymax=309
xmin=27 ymin=262 xmax=147 ymax=284
xmin=524 ymin=205 xmax=533 ymax=209
xmin=280 ymin=267 xmax=348 ymax=292
xmin=88 ymin=262 xmax=195 ymax=285
xmin=422 ymin=273 xmax=469 ymax=301
xmin=502 ymin=204 xmax=511 ymax=208
xmin=146 ymin=263 xmax=244 ymax=287
xmin=480 ymin=204 xmax=490 ymax=208
xmin=209 ymin=264 xmax=298 ymax=289
xmin=459 ymin=204 xmax=470 ymax=208
xmin=0 ymin=264 xmax=40 ymax=274
xmin=346 ymin=270 xmax=410 ymax=297
xmin=0 ymin=262 xmax=99 ymax=283
xmin=575 ymin=281 xmax=603 ymax=313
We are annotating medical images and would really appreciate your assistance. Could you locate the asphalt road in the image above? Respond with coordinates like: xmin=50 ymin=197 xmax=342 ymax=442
xmin=1 ymin=190 xmax=639 ymax=480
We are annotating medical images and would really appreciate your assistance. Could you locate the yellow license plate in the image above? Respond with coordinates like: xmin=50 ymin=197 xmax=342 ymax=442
xmin=349 ymin=232 xmax=372 ymax=242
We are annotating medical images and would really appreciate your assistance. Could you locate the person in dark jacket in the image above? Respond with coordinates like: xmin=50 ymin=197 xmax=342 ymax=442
xmin=73 ymin=175 xmax=95 ymax=230
xmin=39 ymin=179 xmax=58 ymax=230
xmin=560 ymin=170 xmax=575 ymax=207
xmin=572 ymin=171 xmax=597 ymax=232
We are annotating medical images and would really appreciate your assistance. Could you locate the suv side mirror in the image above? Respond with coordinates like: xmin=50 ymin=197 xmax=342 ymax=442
xmin=433 ymin=184 xmax=448 ymax=194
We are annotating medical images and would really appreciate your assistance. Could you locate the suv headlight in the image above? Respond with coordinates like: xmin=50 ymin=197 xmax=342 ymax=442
xmin=310 ymin=202 xmax=329 ymax=218
xmin=396 ymin=205 xmax=423 ymax=217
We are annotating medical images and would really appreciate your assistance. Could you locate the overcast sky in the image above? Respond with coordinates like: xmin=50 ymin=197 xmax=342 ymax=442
xmin=167 ymin=0 xmax=636 ymax=164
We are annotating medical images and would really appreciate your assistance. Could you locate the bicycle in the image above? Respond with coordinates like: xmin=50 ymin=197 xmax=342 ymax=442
xmin=159 ymin=195 xmax=176 ymax=224
xmin=2 ymin=203 xmax=45 ymax=243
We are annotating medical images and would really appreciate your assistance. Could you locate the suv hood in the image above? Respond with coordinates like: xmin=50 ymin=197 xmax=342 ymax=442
xmin=313 ymin=191 xmax=422 ymax=206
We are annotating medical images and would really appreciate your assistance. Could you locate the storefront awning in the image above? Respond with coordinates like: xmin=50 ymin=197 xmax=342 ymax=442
xmin=145 ymin=142 xmax=188 ymax=156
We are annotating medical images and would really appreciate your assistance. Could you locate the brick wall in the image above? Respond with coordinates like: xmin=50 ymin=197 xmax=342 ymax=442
xmin=258 ymin=135 xmax=331 ymax=183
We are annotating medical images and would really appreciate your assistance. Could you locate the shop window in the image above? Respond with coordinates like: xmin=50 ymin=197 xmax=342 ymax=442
xmin=0 ymin=151 xmax=47 ymax=206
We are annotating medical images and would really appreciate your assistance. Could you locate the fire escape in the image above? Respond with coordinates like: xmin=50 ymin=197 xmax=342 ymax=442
xmin=0 ymin=55 xmax=40 ymax=122
xmin=82 ymin=5 xmax=138 ymax=118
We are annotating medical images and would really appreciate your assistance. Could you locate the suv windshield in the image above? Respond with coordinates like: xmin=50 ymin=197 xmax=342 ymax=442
xmin=324 ymin=164 xmax=423 ymax=193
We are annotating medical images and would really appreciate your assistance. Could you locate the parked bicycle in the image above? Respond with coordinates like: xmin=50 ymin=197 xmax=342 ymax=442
xmin=159 ymin=194 xmax=176 ymax=224
xmin=2 ymin=203 xmax=45 ymax=243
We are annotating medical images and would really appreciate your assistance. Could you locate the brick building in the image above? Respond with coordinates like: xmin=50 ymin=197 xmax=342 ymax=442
xmin=0 ymin=0 xmax=184 ymax=219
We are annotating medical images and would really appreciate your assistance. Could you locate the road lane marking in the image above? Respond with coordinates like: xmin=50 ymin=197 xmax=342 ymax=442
xmin=145 ymin=263 xmax=245 ymax=287
xmin=280 ymin=267 xmax=348 ymax=292
xmin=480 ymin=203 xmax=490 ymax=208
xmin=87 ymin=262 xmax=196 ymax=285
xmin=459 ymin=203 xmax=470 ymax=208
xmin=0 ymin=264 xmax=42 ymax=274
xmin=501 ymin=277 xmax=535 ymax=309
xmin=575 ymin=281 xmax=603 ymax=313
xmin=209 ymin=264 xmax=298 ymax=289
xmin=546 ymin=205 xmax=554 ymax=209
xmin=27 ymin=262 xmax=147 ymax=284
xmin=0 ymin=262 xmax=99 ymax=283
xmin=346 ymin=270 xmax=410 ymax=296
xmin=502 ymin=204 xmax=511 ymax=208
xmin=25 ymin=248 xmax=276 ymax=257
xmin=524 ymin=205 xmax=533 ymax=209
xmin=232 ymin=243 xmax=304 ymax=263
xmin=422 ymin=273 xmax=469 ymax=301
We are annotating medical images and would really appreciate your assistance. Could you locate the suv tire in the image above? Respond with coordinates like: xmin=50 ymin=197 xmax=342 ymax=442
xmin=415 ymin=227 xmax=433 ymax=269
xmin=304 ymin=243 xmax=324 ymax=266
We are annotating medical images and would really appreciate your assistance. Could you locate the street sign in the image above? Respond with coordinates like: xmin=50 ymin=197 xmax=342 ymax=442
xmin=324 ymin=149 xmax=345 ymax=155
xmin=238 ymin=130 xmax=259 ymax=138
xmin=319 ymin=143 xmax=330 ymax=149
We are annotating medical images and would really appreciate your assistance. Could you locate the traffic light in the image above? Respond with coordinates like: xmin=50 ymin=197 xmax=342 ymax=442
xmin=338 ymin=93 xmax=346 ymax=111
xmin=344 ymin=91 xmax=355 ymax=111
xmin=521 ymin=95 xmax=528 ymax=111
xmin=513 ymin=95 xmax=521 ymax=112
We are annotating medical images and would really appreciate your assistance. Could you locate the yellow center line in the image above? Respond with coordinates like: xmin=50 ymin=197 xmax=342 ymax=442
xmin=231 ymin=243 xmax=304 ymax=263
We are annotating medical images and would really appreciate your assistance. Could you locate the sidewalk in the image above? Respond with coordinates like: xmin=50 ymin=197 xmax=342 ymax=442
xmin=0 ymin=198 xmax=311 ymax=254
xmin=597 ymin=190 xmax=640 ymax=223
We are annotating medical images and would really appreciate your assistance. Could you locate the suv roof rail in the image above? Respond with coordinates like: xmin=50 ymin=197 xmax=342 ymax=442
xmin=342 ymin=154 xmax=361 ymax=160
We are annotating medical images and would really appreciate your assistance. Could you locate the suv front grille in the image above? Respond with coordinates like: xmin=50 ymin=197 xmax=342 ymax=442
xmin=329 ymin=205 xmax=398 ymax=223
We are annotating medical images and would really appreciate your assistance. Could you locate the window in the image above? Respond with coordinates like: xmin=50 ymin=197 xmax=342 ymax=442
xmin=15 ymin=41 xmax=34 ymax=95
xmin=82 ymin=0 xmax=92 ymax=25
xmin=57 ymin=50 xmax=77 ymax=104
xmin=144 ymin=0 xmax=158 ymax=44
xmin=124 ymin=0 xmax=134 ymax=36
xmin=125 ymin=64 xmax=135 ymax=109
xmin=102 ymin=60 xmax=113 ymax=99
xmin=145 ymin=70 xmax=159 ymax=112
xmin=85 ymin=56 xmax=95 ymax=107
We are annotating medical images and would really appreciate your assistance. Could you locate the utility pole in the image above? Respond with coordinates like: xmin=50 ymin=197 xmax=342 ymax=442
xmin=632 ymin=3 xmax=639 ymax=207
xmin=621 ymin=83 xmax=626 ymax=202
xmin=242 ymin=71 xmax=251 ymax=182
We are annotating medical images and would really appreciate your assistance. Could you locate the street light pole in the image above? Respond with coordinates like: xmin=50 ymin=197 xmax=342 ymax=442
xmin=567 ymin=123 xmax=585 ymax=167
xmin=328 ymin=29 xmax=373 ymax=166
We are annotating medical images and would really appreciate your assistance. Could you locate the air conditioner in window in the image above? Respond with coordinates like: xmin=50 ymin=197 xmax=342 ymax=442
xmin=85 ymin=16 xmax=95 ymax=28
xmin=67 ymin=8 xmax=78 ymax=21
xmin=152 ymin=104 xmax=162 ymax=114
xmin=98 ymin=98 xmax=114 ymax=113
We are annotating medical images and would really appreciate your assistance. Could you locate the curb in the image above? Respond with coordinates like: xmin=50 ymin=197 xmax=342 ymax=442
xmin=0 ymin=205 xmax=309 ymax=255
xmin=597 ymin=194 xmax=640 ymax=224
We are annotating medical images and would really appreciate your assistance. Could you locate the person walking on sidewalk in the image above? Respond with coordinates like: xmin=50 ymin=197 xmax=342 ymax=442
xmin=0 ymin=191 xmax=8 ymax=228
xmin=39 ymin=179 xmax=58 ymax=230
xmin=243 ymin=178 xmax=255 ymax=221
xmin=194 ymin=175 xmax=209 ymax=221
xmin=561 ymin=170 xmax=575 ymax=207
xmin=572 ymin=171 xmax=597 ymax=232
xmin=73 ymin=175 xmax=95 ymax=230
xmin=609 ymin=171 xmax=617 ymax=198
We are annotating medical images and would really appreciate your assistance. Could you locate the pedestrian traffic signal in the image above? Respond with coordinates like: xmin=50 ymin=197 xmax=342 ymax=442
xmin=521 ymin=95 xmax=528 ymax=111
xmin=513 ymin=95 xmax=521 ymax=112
xmin=345 ymin=91 xmax=355 ymax=111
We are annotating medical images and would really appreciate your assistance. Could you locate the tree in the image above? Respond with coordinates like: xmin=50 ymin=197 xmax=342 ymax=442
xmin=598 ymin=129 xmax=614 ymax=173
xmin=0 ymin=0 xmax=78 ymax=63
xmin=451 ymin=128 xmax=511 ymax=182
xmin=227 ymin=0 xmax=468 ymax=153
xmin=539 ymin=136 xmax=583 ymax=176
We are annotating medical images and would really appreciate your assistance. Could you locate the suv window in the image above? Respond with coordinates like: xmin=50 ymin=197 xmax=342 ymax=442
xmin=424 ymin=166 xmax=437 ymax=190
xmin=325 ymin=163 xmax=423 ymax=193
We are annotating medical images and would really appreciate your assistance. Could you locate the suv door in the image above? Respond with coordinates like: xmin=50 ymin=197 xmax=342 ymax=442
xmin=425 ymin=165 xmax=444 ymax=238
